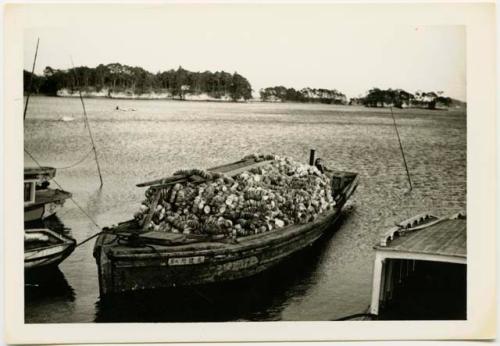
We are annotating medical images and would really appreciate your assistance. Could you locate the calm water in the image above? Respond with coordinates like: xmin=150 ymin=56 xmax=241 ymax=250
xmin=24 ymin=96 xmax=466 ymax=322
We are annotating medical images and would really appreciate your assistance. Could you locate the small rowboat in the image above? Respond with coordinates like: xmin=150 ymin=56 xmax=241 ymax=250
xmin=94 ymin=155 xmax=358 ymax=296
xmin=25 ymin=229 xmax=76 ymax=270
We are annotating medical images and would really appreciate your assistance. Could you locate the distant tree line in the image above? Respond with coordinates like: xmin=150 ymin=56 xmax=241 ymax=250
xmin=24 ymin=64 xmax=457 ymax=108
xmin=23 ymin=63 xmax=253 ymax=101
xmin=259 ymin=86 xmax=347 ymax=104
xmin=351 ymin=88 xmax=453 ymax=110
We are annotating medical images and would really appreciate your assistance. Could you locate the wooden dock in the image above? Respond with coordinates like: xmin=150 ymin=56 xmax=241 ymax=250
xmin=375 ymin=213 xmax=466 ymax=260
xmin=370 ymin=212 xmax=466 ymax=317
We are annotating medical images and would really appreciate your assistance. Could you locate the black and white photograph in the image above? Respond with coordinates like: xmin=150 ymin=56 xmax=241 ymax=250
xmin=3 ymin=1 xmax=496 ymax=344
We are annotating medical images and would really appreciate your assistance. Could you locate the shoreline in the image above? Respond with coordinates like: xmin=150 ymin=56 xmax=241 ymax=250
xmin=27 ymin=94 xmax=465 ymax=111
xmin=28 ymin=93 xmax=249 ymax=103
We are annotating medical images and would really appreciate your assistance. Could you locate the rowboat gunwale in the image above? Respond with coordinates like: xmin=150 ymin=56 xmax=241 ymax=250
xmin=24 ymin=228 xmax=77 ymax=270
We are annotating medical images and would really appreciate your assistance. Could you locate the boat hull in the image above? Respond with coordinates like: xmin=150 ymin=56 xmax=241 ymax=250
xmin=96 ymin=210 xmax=343 ymax=295
xmin=24 ymin=201 xmax=64 ymax=222
xmin=24 ymin=189 xmax=71 ymax=222
xmin=94 ymin=173 xmax=358 ymax=296
xmin=24 ymin=205 xmax=45 ymax=223
xmin=25 ymin=243 xmax=75 ymax=269
xmin=24 ymin=229 xmax=76 ymax=270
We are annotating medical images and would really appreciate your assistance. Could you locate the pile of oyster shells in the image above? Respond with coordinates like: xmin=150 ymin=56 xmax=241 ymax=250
xmin=133 ymin=154 xmax=336 ymax=238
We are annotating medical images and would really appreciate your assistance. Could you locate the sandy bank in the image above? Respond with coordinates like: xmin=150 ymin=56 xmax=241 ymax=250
xmin=56 ymin=88 xmax=244 ymax=102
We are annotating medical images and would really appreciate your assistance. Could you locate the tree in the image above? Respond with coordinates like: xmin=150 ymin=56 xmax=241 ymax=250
xmin=23 ymin=63 xmax=255 ymax=100
xmin=23 ymin=70 xmax=43 ymax=94
xmin=173 ymin=66 xmax=188 ymax=99
xmin=363 ymin=88 xmax=384 ymax=107
xmin=229 ymin=72 xmax=252 ymax=101
xmin=259 ymin=86 xmax=346 ymax=104
xmin=436 ymin=96 xmax=452 ymax=107
xmin=362 ymin=88 xmax=414 ymax=108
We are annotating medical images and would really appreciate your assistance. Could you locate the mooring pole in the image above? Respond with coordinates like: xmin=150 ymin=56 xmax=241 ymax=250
xmin=71 ymin=58 xmax=104 ymax=187
xmin=309 ymin=149 xmax=316 ymax=166
xmin=23 ymin=38 xmax=40 ymax=120
xmin=79 ymin=92 xmax=104 ymax=187
xmin=390 ymin=107 xmax=412 ymax=191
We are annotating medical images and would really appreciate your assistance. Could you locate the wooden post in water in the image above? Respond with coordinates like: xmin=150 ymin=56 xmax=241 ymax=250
xmin=23 ymin=38 xmax=40 ymax=120
xmin=390 ymin=107 xmax=413 ymax=191
xmin=309 ymin=149 xmax=316 ymax=166
xmin=79 ymin=93 xmax=104 ymax=187
xmin=71 ymin=57 xmax=104 ymax=187
xmin=370 ymin=253 xmax=385 ymax=315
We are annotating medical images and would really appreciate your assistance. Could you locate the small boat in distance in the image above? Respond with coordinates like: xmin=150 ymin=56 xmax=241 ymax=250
xmin=24 ymin=228 xmax=76 ymax=270
xmin=24 ymin=167 xmax=72 ymax=222
xmin=94 ymin=154 xmax=359 ymax=296
xmin=60 ymin=116 xmax=75 ymax=122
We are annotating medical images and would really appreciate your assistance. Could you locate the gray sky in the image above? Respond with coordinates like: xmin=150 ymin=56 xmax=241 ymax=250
xmin=23 ymin=4 xmax=466 ymax=101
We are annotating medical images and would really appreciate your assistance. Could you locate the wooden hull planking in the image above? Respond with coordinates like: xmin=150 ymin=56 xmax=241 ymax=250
xmin=96 ymin=209 xmax=342 ymax=295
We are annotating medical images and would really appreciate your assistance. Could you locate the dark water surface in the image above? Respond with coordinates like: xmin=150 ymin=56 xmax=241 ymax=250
xmin=24 ymin=96 xmax=466 ymax=322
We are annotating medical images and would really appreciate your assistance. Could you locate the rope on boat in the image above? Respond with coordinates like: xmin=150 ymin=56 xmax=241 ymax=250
xmin=53 ymin=146 xmax=94 ymax=170
xmin=75 ymin=230 xmax=107 ymax=248
xmin=25 ymin=231 xmax=109 ymax=264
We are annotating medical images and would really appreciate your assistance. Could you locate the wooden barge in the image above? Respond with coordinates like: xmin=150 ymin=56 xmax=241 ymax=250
xmin=369 ymin=212 xmax=466 ymax=320
xmin=94 ymin=156 xmax=358 ymax=296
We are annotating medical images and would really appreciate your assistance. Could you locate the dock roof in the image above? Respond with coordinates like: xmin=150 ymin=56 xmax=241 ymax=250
xmin=375 ymin=217 xmax=466 ymax=259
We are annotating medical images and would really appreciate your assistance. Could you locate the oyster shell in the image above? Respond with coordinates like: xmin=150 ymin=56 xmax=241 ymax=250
xmin=135 ymin=155 xmax=336 ymax=239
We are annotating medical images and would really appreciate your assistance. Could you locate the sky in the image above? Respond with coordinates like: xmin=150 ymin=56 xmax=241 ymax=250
xmin=23 ymin=4 xmax=466 ymax=101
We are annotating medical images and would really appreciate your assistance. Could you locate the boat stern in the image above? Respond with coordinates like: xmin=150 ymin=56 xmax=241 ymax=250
xmin=329 ymin=170 xmax=359 ymax=203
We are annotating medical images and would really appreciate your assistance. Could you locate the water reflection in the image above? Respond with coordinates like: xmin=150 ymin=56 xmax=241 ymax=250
xmin=24 ymin=215 xmax=76 ymax=323
xmin=25 ymin=267 xmax=77 ymax=323
xmin=86 ymin=187 xmax=105 ymax=217
xmin=94 ymin=214 xmax=350 ymax=322
xmin=25 ymin=215 xmax=76 ymax=318
xmin=25 ymin=214 xmax=71 ymax=235
xmin=25 ymin=267 xmax=76 ymax=302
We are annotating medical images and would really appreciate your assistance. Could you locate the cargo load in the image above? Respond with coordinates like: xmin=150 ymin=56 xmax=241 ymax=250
xmin=133 ymin=154 xmax=336 ymax=238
